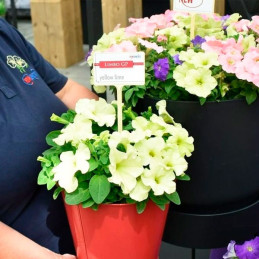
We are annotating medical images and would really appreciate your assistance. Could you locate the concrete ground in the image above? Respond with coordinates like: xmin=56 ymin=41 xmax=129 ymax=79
xmin=17 ymin=18 xmax=211 ymax=259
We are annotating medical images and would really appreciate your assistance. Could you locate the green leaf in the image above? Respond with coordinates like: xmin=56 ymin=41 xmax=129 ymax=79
xmin=100 ymin=155 xmax=109 ymax=165
xmin=165 ymin=83 xmax=172 ymax=94
xmin=37 ymin=156 xmax=51 ymax=166
xmin=156 ymin=203 xmax=166 ymax=211
xmin=199 ymin=97 xmax=206 ymax=105
xmin=77 ymin=173 xmax=92 ymax=182
xmin=47 ymin=180 xmax=56 ymax=190
xmin=245 ymin=90 xmax=257 ymax=105
xmin=177 ymin=174 xmax=191 ymax=181
xmin=91 ymin=204 xmax=99 ymax=211
xmin=125 ymin=198 xmax=136 ymax=204
xmin=136 ymin=200 xmax=148 ymax=214
xmin=50 ymin=113 xmax=69 ymax=125
xmin=46 ymin=130 xmax=61 ymax=147
xmin=37 ymin=169 xmax=49 ymax=185
xmin=150 ymin=193 xmax=169 ymax=205
xmin=124 ymin=88 xmax=135 ymax=103
xmin=166 ymin=191 xmax=181 ymax=205
xmin=61 ymin=110 xmax=76 ymax=123
xmin=53 ymin=187 xmax=63 ymax=200
xmin=65 ymin=182 xmax=91 ymax=205
xmin=89 ymin=175 xmax=111 ymax=204
xmin=51 ymin=155 xmax=61 ymax=166
xmin=88 ymin=158 xmax=99 ymax=172
xmin=82 ymin=199 xmax=95 ymax=208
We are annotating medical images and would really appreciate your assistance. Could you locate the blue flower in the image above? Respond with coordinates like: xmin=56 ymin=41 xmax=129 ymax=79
xmin=235 ymin=236 xmax=259 ymax=259
xmin=153 ymin=58 xmax=169 ymax=81
xmin=191 ymin=35 xmax=206 ymax=46
xmin=173 ymin=54 xmax=183 ymax=65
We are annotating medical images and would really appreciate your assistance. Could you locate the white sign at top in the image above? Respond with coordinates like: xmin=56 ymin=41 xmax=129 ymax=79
xmin=173 ymin=0 xmax=215 ymax=14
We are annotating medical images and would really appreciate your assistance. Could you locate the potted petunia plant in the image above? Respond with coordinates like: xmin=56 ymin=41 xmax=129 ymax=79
xmin=37 ymin=98 xmax=194 ymax=259
xmin=87 ymin=11 xmax=259 ymax=105
xmin=85 ymin=10 xmax=259 ymax=249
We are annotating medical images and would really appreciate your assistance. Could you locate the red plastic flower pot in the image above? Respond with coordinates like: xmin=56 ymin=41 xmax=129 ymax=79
xmin=64 ymin=201 xmax=169 ymax=259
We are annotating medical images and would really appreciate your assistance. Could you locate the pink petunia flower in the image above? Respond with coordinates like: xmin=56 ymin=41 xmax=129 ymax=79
xmin=218 ymin=54 xmax=242 ymax=73
xmin=212 ymin=14 xmax=222 ymax=21
xmin=200 ymin=14 xmax=209 ymax=21
xmin=252 ymin=75 xmax=259 ymax=87
xmin=234 ymin=19 xmax=250 ymax=32
xmin=202 ymin=38 xmax=225 ymax=55
xmin=235 ymin=48 xmax=259 ymax=85
xmin=164 ymin=10 xmax=189 ymax=23
xmin=125 ymin=18 xmax=157 ymax=38
xmin=235 ymin=62 xmax=254 ymax=82
xmin=241 ymin=47 xmax=259 ymax=75
xmin=249 ymin=16 xmax=259 ymax=34
xmin=107 ymin=40 xmax=137 ymax=52
xmin=149 ymin=14 xmax=173 ymax=29
xmin=138 ymin=39 xmax=165 ymax=53
xmin=157 ymin=35 xmax=168 ymax=42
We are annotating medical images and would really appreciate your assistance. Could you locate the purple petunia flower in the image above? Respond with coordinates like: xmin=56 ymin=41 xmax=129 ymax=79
xmin=191 ymin=35 xmax=206 ymax=46
xmin=223 ymin=25 xmax=228 ymax=30
xmin=153 ymin=57 xmax=169 ymax=81
xmin=173 ymin=54 xmax=183 ymax=65
xmin=221 ymin=14 xmax=230 ymax=22
xmin=85 ymin=48 xmax=93 ymax=61
xmin=223 ymin=241 xmax=237 ymax=259
xmin=235 ymin=236 xmax=259 ymax=259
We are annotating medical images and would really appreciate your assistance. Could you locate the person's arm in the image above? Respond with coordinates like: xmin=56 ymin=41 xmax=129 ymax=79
xmin=56 ymin=79 xmax=98 ymax=109
xmin=0 ymin=222 xmax=76 ymax=259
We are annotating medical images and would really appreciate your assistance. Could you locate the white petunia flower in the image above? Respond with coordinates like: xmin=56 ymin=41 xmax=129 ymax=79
xmin=191 ymin=52 xmax=219 ymax=69
xmin=53 ymin=114 xmax=94 ymax=146
xmin=129 ymin=179 xmax=151 ymax=202
xmin=161 ymin=149 xmax=188 ymax=176
xmin=134 ymin=137 xmax=165 ymax=166
xmin=108 ymin=130 xmax=132 ymax=149
xmin=52 ymin=143 xmax=91 ymax=193
xmin=149 ymin=114 xmax=177 ymax=137
xmin=167 ymin=127 xmax=194 ymax=157
xmin=132 ymin=116 xmax=152 ymax=137
xmin=156 ymin=100 xmax=175 ymax=124
xmin=141 ymin=164 xmax=176 ymax=196
xmin=182 ymin=68 xmax=218 ymax=98
xmin=75 ymin=98 xmax=116 ymax=127
xmin=108 ymin=145 xmax=144 ymax=194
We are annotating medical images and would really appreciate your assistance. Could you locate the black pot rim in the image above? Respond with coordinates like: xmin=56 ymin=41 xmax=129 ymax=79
xmin=144 ymin=97 xmax=249 ymax=105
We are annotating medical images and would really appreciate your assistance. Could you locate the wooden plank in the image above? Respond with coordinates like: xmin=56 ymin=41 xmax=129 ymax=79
xmin=101 ymin=0 xmax=142 ymax=34
xmin=215 ymin=0 xmax=225 ymax=15
xmin=30 ymin=1 xmax=50 ymax=61
xmin=60 ymin=0 xmax=84 ymax=66
xmin=30 ymin=0 xmax=84 ymax=68
xmin=126 ymin=0 xmax=142 ymax=19
xmin=170 ymin=0 xmax=173 ymax=10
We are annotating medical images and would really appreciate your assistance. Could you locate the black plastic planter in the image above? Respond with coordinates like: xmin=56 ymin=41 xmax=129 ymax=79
xmin=136 ymin=98 xmax=259 ymax=248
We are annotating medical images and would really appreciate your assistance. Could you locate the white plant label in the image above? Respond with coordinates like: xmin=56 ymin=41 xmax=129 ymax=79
xmin=93 ymin=52 xmax=145 ymax=133
xmin=173 ymin=0 xmax=215 ymax=14
xmin=93 ymin=52 xmax=145 ymax=86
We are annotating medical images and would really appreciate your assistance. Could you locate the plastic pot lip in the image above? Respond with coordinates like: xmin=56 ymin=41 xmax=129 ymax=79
xmin=143 ymin=97 xmax=246 ymax=105
xmin=99 ymin=203 xmax=137 ymax=207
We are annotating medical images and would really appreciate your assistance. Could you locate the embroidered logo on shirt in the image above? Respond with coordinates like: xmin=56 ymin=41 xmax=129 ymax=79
xmin=6 ymin=55 xmax=39 ymax=85
xmin=22 ymin=69 xmax=39 ymax=85
xmin=7 ymin=55 xmax=28 ymax=73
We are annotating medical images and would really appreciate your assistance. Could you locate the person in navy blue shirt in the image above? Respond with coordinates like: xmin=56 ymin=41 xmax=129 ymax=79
xmin=0 ymin=18 xmax=97 ymax=258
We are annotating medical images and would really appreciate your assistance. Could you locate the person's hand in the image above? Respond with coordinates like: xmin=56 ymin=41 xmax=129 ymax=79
xmin=61 ymin=254 xmax=77 ymax=259
xmin=52 ymin=253 xmax=77 ymax=259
